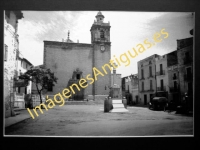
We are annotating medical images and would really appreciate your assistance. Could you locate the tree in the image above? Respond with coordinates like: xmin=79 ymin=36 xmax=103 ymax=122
xmin=19 ymin=66 xmax=58 ymax=104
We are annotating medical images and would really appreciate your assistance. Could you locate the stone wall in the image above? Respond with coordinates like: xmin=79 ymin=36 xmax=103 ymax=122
xmin=4 ymin=17 xmax=17 ymax=117
xmin=43 ymin=42 xmax=93 ymax=97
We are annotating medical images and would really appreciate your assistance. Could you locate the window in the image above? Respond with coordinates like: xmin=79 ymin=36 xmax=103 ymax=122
xmin=185 ymin=52 xmax=190 ymax=59
xmin=76 ymin=74 xmax=80 ymax=80
xmin=100 ymin=30 xmax=104 ymax=38
xmin=149 ymin=61 xmax=151 ymax=64
xmin=173 ymin=73 xmax=177 ymax=80
xmin=149 ymin=66 xmax=152 ymax=77
xmin=4 ymin=45 xmax=8 ymax=61
xmin=160 ymin=64 xmax=163 ymax=73
xmin=141 ymin=69 xmax=144 ymax=79
xmin=142 ymin=82 xmax=144 ymax=91
xmin=174 ymin=81 xmax=177 ymax=90
xmin=150 ymin=80 xmax=152 ymax=90
xmin=160 ymin=79 xmax=164 ymax=90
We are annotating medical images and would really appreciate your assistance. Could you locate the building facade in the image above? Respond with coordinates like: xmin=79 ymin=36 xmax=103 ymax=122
xmin=167 ymin=51 xmax=179 ymax=103
xmin=138 ymin=54 xmax=159 ymax=105
xmin=122 ymin=74 xmax=139 ymax=104
xmin=15 ymin=52 xmax=33 ymax=95
xmin=4 ymin=11 xmax=23 ymax=117
xmin=177 ymin=37 xmax=193 ymax=110
xmin=111 ymin=67 xmax=122 ymax=98
xmin=155 ymin=54 xmax=169 ymax=97
xmin=43 ymin=11 xmax=111 ymax=101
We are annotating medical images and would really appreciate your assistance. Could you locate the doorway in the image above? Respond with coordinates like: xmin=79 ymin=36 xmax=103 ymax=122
xmin=144 ymin=95 xmax=147 ymax=105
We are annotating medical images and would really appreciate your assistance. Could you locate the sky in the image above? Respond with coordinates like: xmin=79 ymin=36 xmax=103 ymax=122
xmin=17 ymin=11 xmax=194 ymax=77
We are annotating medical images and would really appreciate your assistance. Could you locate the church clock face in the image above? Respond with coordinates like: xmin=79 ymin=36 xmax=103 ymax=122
xmin=101 ymin=45 xmax=105 ymax=51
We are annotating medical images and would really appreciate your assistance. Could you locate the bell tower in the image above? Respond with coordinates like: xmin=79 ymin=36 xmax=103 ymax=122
xmin=90 ymin=11 xmax=111 ymax=97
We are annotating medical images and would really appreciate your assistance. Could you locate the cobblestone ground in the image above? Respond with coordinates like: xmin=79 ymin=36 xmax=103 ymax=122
xmin=5 ymin=104 xmax=193 ymax=136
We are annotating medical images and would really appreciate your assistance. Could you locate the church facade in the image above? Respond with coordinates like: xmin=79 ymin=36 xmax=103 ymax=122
xmin=43 ymin=12 xmax=112 ymax=101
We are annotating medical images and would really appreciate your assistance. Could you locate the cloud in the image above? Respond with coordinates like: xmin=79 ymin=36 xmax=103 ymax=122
xmin=17 ymin=11 xmax=194 ymax=77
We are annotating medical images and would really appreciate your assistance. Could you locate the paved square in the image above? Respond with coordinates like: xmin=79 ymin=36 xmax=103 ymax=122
xmin=5 ymin=104 xmax=193 ymax=136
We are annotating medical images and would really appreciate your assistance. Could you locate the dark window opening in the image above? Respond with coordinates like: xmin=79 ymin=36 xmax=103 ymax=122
xmin=160 ymin=79 xmax=164 ymax=90
xmin=144 ymin=95 xmax=147 ymax=105
xmin=173 ymin=73 xmax=177 ymax=80
xmin=149 ymin=66 xmax=152 ymax=77
xmin=160 ymin=64 xmax=163 ymax=74
xmin=142 ymin=82 xmax=144 ymax=91
xmin=141 ymin=69 xmax=144 ymax=79
xmin=185 ymin=52 xmax=190 ymax=59
xmin=76 ymin=74 xmax=80 ymax=80
xmin=100 ymin=30 xmax=104 ymax=38
xmin=150 ymin=80 xmax=152 ymax=90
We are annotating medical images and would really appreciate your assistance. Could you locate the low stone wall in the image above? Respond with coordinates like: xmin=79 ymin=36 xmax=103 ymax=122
xmin=88 ymin=95 xmax=109 ymax=104
xmin=43 ymin=94 xmax=109 ymax=104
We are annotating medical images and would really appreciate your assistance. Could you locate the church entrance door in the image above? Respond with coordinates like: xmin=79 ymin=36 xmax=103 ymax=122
xmin=68 ymin=68 xmax=85 ymax=101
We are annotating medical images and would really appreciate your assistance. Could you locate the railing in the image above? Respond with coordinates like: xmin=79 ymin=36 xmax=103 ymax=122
xmin=148 ymin=75 xmax=154 ymax=78
xmin=157 ymin=86 xmax=166 ymax=91
xmin=156 ymin=70 xmax=165 ymax=76
xmin=140 ymin=89 xmax=154 ymax=92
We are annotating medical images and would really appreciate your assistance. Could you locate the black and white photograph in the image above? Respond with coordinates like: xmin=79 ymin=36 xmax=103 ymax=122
xmin=4 ymin=10 xmax=194 ymax=137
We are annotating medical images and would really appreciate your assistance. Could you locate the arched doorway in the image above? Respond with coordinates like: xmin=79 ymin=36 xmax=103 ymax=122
xmin=67 ymin=68 xmax=86 ymax=101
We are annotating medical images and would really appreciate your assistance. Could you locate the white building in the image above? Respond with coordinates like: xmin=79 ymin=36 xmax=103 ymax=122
xmin=4 ymin=11 xmax=23 ymax=117
xmin=155 ymin=54 xmax=169 ymax=95
xmin=15 ymin=52 xmax=33 ymax=95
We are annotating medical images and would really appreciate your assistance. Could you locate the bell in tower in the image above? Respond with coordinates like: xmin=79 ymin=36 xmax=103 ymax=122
xmin=90 ymin=11 xmax=111 ymax=43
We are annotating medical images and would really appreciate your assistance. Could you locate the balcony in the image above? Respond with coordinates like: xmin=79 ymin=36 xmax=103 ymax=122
xmin=140 ymin=77 xmax=145 ymax=80
xmin=156 ymin=70 xmax=165 ymax=76
xmin=140 ymin=89 xmax=154 ymax=93
xmin=148 ymin=75 xmax=154 ymax=78
xmin=184 ymin=57 xmax=192 ymax=65
xmin=157 ymin=86 xmax=166 ymax=91
xmin=184 ymin=74 xmax=193 ymax=81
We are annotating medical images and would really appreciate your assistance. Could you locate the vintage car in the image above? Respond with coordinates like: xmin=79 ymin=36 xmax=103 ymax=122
xmin=149 ymin=97 xmax=168 ymax=110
